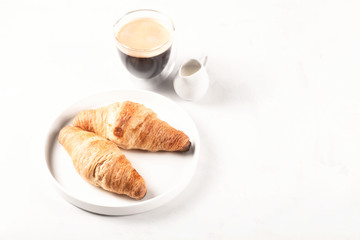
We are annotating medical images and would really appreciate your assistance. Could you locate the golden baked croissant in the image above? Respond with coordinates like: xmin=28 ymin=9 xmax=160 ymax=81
xmin=72 ymin=101 xmax=191 ymax=152
xmin=58 ymin=126 xmax=146 ymax=200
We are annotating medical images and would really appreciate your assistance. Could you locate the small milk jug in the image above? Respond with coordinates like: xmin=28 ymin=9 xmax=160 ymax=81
xmin=174 ymin=56 xmax=209 ymax=101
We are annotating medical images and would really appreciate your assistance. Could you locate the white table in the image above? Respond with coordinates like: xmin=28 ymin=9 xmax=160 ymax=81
xmin=1 ymin=0 xmax=360 ymax=239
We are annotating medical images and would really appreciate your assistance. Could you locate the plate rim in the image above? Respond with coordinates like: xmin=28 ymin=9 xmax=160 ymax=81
xmin=44 ymin=89 xmax=200 ymax=215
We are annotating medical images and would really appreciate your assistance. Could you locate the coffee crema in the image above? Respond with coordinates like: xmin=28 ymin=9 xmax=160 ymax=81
xmin=116 ymin=17 xmax=172 ymax=58
xmin=115 ymin=17 xmax=173 ymax=79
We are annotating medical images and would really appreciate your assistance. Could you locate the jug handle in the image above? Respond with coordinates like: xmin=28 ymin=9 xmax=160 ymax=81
xmin=201 ymin=56 xmax=208 ymax=67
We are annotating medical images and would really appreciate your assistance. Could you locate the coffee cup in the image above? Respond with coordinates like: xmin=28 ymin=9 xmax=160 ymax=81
xmin=114 ymin=9 xmax=176 ymax=88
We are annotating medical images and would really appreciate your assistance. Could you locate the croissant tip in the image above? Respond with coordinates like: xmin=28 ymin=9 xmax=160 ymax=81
xmin=179 ymin=140 xmax=191 ymax=152
xmin=133 ymin=184 xmax=147 ymax=200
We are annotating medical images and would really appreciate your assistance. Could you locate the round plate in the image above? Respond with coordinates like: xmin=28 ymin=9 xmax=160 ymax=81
xmin=44 ymin=90 xmax=200 ymax=215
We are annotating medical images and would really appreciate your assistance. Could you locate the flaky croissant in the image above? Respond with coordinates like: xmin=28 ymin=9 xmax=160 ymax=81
xmin=72 ymin=101 xmax=191 ymax=152
xmin=58 ymin=126 xmax=146 ymax=200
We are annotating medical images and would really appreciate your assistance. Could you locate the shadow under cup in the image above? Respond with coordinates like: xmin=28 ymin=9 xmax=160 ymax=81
xmin=114 ymin=10 xmax=175 ymax=80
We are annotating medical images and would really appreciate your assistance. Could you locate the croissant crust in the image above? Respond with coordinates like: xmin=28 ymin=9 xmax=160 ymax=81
xmin=72 ymin=101 xmax=191 ymax=152
xmin=58 ymin=126 xmax=146 ymax=200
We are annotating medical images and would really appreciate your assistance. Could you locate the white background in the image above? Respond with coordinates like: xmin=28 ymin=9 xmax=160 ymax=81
xmin=1 ymin=0 xmax=360 ymax=239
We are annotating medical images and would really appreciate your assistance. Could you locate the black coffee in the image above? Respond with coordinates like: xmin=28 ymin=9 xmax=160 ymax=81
xmin=117 ymin=47 xmax=171 ymax=79
xmin=116 ymin=17 xmax=172 ymax=79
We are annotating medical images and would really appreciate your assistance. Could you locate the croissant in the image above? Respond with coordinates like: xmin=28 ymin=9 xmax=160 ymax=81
xmin=58 ymin=126 xmax=146 ymax=200
xmin=72 ymin=101 xmax=191 ymax=152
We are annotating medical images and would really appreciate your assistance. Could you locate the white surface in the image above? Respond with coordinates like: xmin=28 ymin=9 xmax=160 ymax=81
xmin=45 ymin=90 xmax=199 ymax=215
xmin=1 ymin=0 xmax=360 ymax=239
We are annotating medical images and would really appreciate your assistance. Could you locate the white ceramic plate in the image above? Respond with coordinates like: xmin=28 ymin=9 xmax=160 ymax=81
xmin=44 ymin=90 xmax=200 ymax=215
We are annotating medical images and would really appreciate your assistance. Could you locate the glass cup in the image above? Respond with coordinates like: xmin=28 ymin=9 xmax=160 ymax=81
xmin=113 ymin=9 xmax=176 ymax=88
